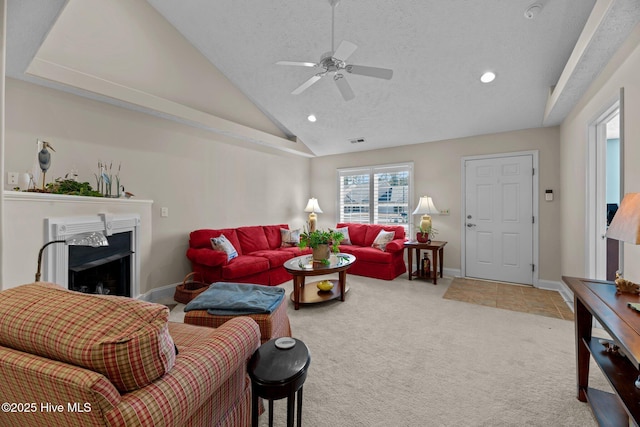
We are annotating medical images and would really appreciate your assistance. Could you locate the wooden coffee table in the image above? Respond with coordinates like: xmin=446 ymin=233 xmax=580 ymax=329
xmin=283 ymin=253 xmax=356 ymax=310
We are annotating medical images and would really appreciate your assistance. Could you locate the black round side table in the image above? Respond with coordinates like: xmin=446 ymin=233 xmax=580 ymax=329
xmin=248 ymin=338 xmax=311 ymax=427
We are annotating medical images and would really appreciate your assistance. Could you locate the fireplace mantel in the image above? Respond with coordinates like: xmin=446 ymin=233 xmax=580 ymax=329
xmin=4 ymin=190 xmax=153 ymax=206
xmin=2 ymin=191 xmax=153 ymax=296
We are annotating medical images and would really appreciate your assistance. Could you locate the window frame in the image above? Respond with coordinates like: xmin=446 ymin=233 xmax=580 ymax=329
xmin=337 ymin=162 xmax=414 ymax=232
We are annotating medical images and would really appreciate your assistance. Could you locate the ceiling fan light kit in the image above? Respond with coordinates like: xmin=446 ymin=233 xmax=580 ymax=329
xmin=276 ymin=0 xmax=393 ymax=101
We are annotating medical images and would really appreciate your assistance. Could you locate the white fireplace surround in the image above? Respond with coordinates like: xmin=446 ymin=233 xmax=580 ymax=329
xmin=45 ymin=213 xmax=141 ymax=297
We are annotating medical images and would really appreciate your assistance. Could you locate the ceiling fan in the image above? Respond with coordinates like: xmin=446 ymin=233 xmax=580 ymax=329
xmin=276 ymin=0 xmax=393 ymax=101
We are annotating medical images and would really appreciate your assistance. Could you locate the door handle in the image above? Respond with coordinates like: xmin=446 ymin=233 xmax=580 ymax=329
xmin=467 ymin=223 xmax=476 ymax=228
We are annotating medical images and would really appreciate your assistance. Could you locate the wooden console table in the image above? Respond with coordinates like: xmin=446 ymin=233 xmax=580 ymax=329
xmin=562 ymin=276 xmax=640 ymax=426
xmin=405 ymin=241 xmax=446 ymax=284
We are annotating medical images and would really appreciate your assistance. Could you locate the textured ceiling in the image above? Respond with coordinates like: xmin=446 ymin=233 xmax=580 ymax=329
xmin=6 ymin=0 xmax=640 ymax=157
xmin=146 ymin=0 xmax=597 ymax=156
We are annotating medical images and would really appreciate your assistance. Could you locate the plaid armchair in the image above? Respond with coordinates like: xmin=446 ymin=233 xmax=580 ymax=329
xmin=0 ymin=283 xmax=261 ymax=426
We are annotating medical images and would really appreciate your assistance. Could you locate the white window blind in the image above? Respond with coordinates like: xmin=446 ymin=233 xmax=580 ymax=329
xmin=338 ymin=163 xmax=413 ymax=230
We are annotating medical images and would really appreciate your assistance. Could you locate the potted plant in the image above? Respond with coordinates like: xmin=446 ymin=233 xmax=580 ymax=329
xmin=299 ymin=229 xmax=344 ymax=263
xmin=416 ymin=224 xmax=437 ymax=243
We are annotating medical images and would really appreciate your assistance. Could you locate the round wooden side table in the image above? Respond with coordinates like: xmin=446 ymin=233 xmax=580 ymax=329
xmin=249 ymin=337 xmax=311 ymax=427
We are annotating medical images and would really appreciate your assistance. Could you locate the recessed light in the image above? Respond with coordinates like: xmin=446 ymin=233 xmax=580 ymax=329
xmin=480 ymin=71 xmax=496 ymax=83
xmin=307 ymin=114 xmax=317 ymax=122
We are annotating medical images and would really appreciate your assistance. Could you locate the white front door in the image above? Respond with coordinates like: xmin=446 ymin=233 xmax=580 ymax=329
xmin=464 ymin=154 xmax=534 ymax=285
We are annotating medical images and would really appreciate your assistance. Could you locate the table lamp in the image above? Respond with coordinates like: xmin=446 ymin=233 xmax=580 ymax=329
xmin=605 ymin=193 xmax=640 ymax=294
xmin=412 ymin=196 xmax=439 ymax=232
xmin=304 ymin=198 xmax=323 ymax=232
xmin=35 ymin=231 xmax=109 ymax=282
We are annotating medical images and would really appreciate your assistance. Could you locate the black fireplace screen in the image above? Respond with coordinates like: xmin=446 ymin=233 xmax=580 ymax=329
xmin=68 ymin=232 xmax=132 ymax=297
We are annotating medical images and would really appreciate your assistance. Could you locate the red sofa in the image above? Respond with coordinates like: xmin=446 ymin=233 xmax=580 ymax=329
xmin=186 ymin=223 xmax=407 ymax=286
xmin=335 ymin=223 xmax=407 ymax=280
xmin=187 ymin=225 xmax=311 ymax=286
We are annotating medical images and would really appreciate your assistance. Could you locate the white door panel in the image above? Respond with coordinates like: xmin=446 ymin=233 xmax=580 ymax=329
xmin=465 ymin=155 xmax=533 ymax=284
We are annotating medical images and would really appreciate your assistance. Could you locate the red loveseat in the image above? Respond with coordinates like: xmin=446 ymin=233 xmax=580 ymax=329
xmin=335 ymin=223 xmax=407 ymax=280
xmin=187 ymin=224 xmax=311 ymax=286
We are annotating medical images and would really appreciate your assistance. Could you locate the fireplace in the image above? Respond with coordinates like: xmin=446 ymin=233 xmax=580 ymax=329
xmin=45 ymin=213 xmax=140 ymax=297
xmin=68 ymin=232 xmax=132 ymax=296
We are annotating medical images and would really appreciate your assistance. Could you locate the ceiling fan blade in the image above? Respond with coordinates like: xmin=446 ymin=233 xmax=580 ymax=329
xmin=333 ymin=40 xmax=358 ymax=61
xmin=291 ymin=74 xmax=323 ymax=95
xmin=346 ymin=64 xmax=393 ymax=80
xmin=334 ymin=73 xmax=355 ymax=101
xmin=276 ymin=61 xmax=317 ymax=67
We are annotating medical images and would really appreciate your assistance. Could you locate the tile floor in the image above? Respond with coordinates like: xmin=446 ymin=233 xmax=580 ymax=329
xmin=443 ymin=277 xmax=574 ymax=321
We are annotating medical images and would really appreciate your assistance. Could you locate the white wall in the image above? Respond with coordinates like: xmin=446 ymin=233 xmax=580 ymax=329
xmin=0 ymin=0 xmax=6 ymax=285
xmin=3 ymin=78 xmax=311 ymax=292
xmin=560 ymin=25 xmax=640 ymax=280
xmin=310 ymin=127 xmax=562 ymax=282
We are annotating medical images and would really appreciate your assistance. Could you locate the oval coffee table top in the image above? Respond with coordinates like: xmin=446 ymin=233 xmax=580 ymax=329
xmin=283 ymin=253 xmax=355 ymax=274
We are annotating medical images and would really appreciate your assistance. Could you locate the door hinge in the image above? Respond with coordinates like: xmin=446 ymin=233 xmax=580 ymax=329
xmin=532 ymin=264 xmax=535 ymax=272
xmin=532 ymin=216 xmax=535 ymax=224
xmin=532 ymin=168 xmax=535 ymax=175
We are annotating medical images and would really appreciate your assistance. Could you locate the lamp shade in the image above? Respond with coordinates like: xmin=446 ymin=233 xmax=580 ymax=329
xmin=606 ymin=193 xmax=640 ymax=244
xmin=412 ymin=196 xmax=439 ymax=216
xmin=304 ymin=198 xmax=323 ymax=214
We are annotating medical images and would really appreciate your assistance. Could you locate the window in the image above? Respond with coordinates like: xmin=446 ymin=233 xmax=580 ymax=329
xmin=338 ymin=163 xmax=413 ymax=230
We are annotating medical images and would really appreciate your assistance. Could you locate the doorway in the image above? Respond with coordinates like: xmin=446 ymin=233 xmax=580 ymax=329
xmin=587 ymin=95 xmax=622 ymax=280
xmin=461 ymin=151 xmax=538 ymax=285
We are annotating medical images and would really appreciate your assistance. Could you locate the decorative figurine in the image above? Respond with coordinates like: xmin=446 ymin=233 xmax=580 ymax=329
xmin=37 ymin=139 xmax=55 ymax=190
xmin=615 ymin=272 xmax=640 ymax=295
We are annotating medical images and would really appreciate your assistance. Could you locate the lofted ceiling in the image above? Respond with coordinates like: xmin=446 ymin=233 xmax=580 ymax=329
xmin=5 ymin=0 xmax=640 ymax=157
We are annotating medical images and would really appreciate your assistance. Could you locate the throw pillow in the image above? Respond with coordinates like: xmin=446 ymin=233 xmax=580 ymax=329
xmin=334 ymin=227 xmax=352 ymax=245
xmin=280 ymin=228 xmax=301 ymax=247
xmin=210 ymin=234 xmax=238 ymax=261
xmin=372 ymin=230 xmax=395 ymax=251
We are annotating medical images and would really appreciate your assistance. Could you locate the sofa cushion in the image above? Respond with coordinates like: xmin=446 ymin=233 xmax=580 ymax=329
xmin=237 ymin=226 xmax=270 ymax=254
xmin=187 ymin=247 xmax=228 ymax=267
xmin=278 ymin=246 xmax=312 ymax=256
xmin=250 ymin=250 xmax=294 ymax=268
xmin=350 ymin=246 xmax=394 ymax=263
xmin=337 ymin=244 xmax=357 ymax=255
xmin=222 ymin=255 xmax=270 ymax=280
xmin=363 ymin=225 xmax=386 ymax=246
xmin=364 ymin=224 xmax=405 ymax=246
xmin=0 ymin=282 xmax=176 ymax=393
xmin=336 ymin=223 xmax=368 ymax=246
xmin=264 ymin=224 xmax=288 ymax=249
xmin=191 ymin=229 xmax=243 ymax=256
xmin=211 ymin=234 xmax=239 ymax=261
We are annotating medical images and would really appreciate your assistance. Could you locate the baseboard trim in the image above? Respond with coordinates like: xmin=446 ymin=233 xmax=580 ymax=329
xmin=138 ymin=282 xmax=180 ymax=303
xmin=537 ymin=279 xmax=574 ymax=311
xmin=443 ymin=268 xmax=462 ymax=279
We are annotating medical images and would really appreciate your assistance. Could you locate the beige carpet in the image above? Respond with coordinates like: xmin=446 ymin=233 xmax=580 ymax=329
xmin=170 ymin=275 xmax=606 ymax=426
xmin=443 ymin=277 xmax=575 ymax=321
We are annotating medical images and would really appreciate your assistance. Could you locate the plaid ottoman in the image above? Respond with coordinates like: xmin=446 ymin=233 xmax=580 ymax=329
xmin=184 ymin=295 xmax=291 ymax=344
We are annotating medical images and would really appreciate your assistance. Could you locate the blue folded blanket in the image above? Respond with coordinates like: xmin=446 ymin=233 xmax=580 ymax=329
xmin=184 ymin=282 xmax=285 ymax=315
